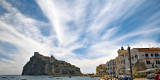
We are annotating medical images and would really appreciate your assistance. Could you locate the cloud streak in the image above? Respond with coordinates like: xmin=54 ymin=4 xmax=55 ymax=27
xmin=0 ymin=0 xmax=160 ymax=74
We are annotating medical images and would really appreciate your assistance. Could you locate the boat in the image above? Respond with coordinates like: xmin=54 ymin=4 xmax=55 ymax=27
xmin=10 ymin=76 xmax=15 ymax=78
xmin=56 ymin=77 xmax=61 ymax=79
xmin=91 ymin=76 xmax=94 ymax=78
xmin=1 ymin=75 xmax=7 ymax=78
xmin=21 ymin=78 xmax=27 ymax=80
xmin=49 ymin=76 xmax=54 ymax=78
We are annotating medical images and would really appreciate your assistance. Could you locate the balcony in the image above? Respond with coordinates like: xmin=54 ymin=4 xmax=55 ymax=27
xmin=155 ymin=56 xmax=160 ymax=58
xmin=144 ymin=56 xmax=149 ymax=58
xmin=144 ymin=56 xmax=160 ymax=59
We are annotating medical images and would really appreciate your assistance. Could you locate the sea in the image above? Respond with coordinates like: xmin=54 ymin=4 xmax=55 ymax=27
xmin=0 ymin=75 xmax=100 ymax=80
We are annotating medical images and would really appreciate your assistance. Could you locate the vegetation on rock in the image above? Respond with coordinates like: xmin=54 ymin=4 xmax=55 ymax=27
xmin=22 ymin=52 xmax=82 ymax=75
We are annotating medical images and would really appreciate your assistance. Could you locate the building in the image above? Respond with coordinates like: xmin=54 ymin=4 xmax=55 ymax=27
xmin=131 ymin=48 xmax=160 ymax=72
xmin=103 ymin=47 xmax=160 ymax=77
xmin=116 ymin=46 xmax=131 ymax=75
xmin=106 ymin=59 xmax=116 ymax=76
xmin=116 ymin=47 xmax=160 ymax=75
xmin=96 ymin=64 xmax=106 ymax=75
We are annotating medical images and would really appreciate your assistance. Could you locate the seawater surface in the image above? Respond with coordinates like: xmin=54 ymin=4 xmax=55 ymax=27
xmin=0 ymin=75 xmax=100 ymax=80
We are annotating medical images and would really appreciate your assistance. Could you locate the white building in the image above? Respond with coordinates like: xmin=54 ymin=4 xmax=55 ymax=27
xmin=106 ymin=59 xmax=116 ymax=76
xmin=116 ymin=47 xmax=160 ymax=75
xmin=131 ymin=48 xmax=160 ymax=69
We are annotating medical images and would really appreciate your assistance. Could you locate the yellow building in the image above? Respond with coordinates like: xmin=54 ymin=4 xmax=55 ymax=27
xmin=96 ymin=64 xmax=106 ymax=75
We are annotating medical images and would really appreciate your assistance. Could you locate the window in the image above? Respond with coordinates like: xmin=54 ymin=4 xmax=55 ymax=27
xmin=151 ymin=54 xmax=153 ymax=57
xmin=146 ymin=61 xmax=150 ymax=64
xmin=145 ymin=54 xmax=148 ymax=57
xmin=155 ymin=54 xmax=159 ymax=58
xmin=132 ymin=57 xmax=134 ymax=60
xmin=155 ymin=54 xmax=159 ymax=56
xmin=145 ymin=54 xmax=149 ymax=58
xmin=156 ymin=60 xmax=160 ymax=64
xmin=135 ymin=55 xmax=138 ymax=59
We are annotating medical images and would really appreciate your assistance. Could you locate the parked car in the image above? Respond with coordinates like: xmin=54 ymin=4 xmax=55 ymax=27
xmin=118 ymin=75 xmax=131 ymax=80
xmin=125 ymin=75 xmax=131 ymax=78
xmin=118 ymin=75 xmax=125 ymax=79
xmin=146 ymin=73 xmax=156 ymax=79
xmin=154 ymin=74 xmax=160 ymax=80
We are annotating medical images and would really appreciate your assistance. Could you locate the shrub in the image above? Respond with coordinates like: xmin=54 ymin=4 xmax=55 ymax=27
xmin=141 ymin=73 xmax=147 ymax=77
xmin=133 ymin=73 xmax=147 ymax=78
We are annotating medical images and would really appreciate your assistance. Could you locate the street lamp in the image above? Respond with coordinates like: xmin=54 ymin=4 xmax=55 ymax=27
xmin=128 ymin=46 xmax=133 ymax=80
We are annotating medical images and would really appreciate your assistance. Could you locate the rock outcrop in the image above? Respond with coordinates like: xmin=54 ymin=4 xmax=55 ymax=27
xmin=22 ymin=52 xmax=82 ymax=75
xmin=133 ymin=59 xmax=147 ymax=74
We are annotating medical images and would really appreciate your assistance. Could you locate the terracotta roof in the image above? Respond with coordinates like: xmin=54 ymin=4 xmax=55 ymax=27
xmin=134 ymin=48 xmax=160 ymax=51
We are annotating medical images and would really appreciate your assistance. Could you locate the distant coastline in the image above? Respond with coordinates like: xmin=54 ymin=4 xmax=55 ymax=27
xmin=0 ymin=75 xmax=100 ymax=80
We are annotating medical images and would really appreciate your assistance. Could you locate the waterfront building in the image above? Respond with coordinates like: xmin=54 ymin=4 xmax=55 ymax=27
xmin=96 ymin=64 xmax=106 ymax=75
xmin=116 ymin=46 xmax=130 ymax=75
xmin=131 ymin=48 xmax=160 ymax=73
xmin=106 ymin=59 xmax=116 ymax=76
xmin=104 ymin=47 xmax=160 ymax=76
xmin=116 ymin=47 xmax=160 ymax=75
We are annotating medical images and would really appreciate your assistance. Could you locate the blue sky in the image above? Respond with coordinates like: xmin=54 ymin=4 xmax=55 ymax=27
xmin=0 ymin=0 xmax=160 ymax=74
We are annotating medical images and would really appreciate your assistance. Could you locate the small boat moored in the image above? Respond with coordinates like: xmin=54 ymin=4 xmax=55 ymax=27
xmin=1 ymin=75 xmax=7 ymax=78
xmin=21 ymin=78 xmax=27 ymax=80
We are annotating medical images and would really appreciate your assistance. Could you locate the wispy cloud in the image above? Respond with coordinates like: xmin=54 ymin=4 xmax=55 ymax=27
xmin=0 ymin=0 xmax=160 ymax=74
xmin=0 ymin=0 xmax=53 ymax=74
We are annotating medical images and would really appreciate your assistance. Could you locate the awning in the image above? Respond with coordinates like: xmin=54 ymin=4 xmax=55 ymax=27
xmin=145 ymin=68 xmax=157 ymax=72
xmin=136 ymin=70 xmax=146 ymax=73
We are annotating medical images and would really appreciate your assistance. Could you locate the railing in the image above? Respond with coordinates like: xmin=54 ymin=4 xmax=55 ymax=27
xmin=144 ymin=56 xmax=160 ymax=59
xmin=155 ymin=56 xmax=160 ymax=58
xmin=144 ymin=56 xmax=149 ymax=58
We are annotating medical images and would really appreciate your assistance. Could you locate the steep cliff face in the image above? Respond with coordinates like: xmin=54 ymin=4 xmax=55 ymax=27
xmin=22 ymin=52 xmax=81 ymax=75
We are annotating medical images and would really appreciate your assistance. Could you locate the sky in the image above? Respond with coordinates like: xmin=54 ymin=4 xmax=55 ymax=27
xmin=0 ymin=0 xmax=160 ymax=75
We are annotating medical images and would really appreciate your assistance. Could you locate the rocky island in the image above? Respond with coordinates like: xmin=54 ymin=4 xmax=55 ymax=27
xmin=22 ymin=52 xmax=82 ymax=76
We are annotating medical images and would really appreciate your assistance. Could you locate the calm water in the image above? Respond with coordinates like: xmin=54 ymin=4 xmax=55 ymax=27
xmin=0 ymin=75 xmax=100 ymax=80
